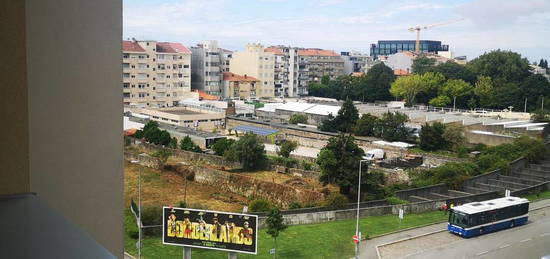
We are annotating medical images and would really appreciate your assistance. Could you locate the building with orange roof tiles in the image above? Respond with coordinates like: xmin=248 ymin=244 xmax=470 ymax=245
xmin=123 ymin=40 xmax=194 ymax=108
xmin=296 ymin=48 xmax=344 ymax=93
xmin=222 ymin=72 xmax=260 ymax=99
xmin=229 ymin=43 xmax=276 ymax=98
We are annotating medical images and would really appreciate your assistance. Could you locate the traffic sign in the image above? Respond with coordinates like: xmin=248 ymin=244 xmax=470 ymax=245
xmin=352 ymin=235 xmax=360 ymax=244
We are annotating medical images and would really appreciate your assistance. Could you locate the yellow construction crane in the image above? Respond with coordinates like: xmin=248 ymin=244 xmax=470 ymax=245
xmin=408 ymin=19 xmax=464 ymax=53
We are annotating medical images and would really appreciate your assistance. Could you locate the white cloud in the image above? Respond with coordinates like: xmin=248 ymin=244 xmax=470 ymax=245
xmin=308 ymin=0 xmax=346 ymax=7
xmin=457 ymin=0 xmax=550 ymax=29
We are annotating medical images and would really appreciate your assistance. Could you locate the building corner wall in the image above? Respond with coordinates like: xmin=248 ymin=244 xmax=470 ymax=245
xmin=0 ymin=1 xmax=30 ymax=195
xmin=26 ymin=0 xmax=123 ymax=257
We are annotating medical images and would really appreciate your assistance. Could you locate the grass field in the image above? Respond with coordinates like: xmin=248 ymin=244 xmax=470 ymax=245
xmin=524 ymin=189 xmax=550 ymax=202
xmin=124 ymin=209 xmax=447 ymax=259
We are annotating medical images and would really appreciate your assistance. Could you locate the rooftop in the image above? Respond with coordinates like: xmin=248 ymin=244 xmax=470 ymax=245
xmin=264 ymin=47 xmax=284 ymax=55
xmin=127 ymin=116 xmax=225 ymax=139
xmin=454 ymin=196 xmax=528 ymax=215
xmin=297 ymin=48 xmax=340 ymax=57
xmin=223 ymin=72 xmax=259 ymax=82
xmin=161 ymin=109 xmax=202 ymax=115
xmin=156 ymin=42 xmax=191 ymax=54
xmin=122 ymin=41 xmax=145 ymax=52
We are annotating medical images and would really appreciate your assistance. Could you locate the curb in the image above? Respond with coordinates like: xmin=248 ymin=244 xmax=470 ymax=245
xmin=374 ymin=201 xmax=550 ymax=259
xmin=365 ymin=219 xmax=447 ymax=241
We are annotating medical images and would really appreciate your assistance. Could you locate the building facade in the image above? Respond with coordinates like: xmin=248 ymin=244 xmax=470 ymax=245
xmin=340 ymin=51 xmax=372 ymax=74
xmin=229 ymin=43 xmax=275 ymax=98
xmin=265 ymin=46 xmax=300 ymax=97
xmin=190 ymin=40 xmax=231 ymax=96
xmin=123 ymin=40 xmax=192 ymax=108
xmin=137 ymin=106 xmax=225 ymax=132
xmin=222 ymin=72 xmax=260 ymax=99
xmin=370 ymin=40 xmax=449 ymax=58
xmin=297 ymin=48 xmax=345 ymax=94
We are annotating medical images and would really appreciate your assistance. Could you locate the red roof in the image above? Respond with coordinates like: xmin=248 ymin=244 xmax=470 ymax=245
xmin=265 ymin=47 xmax=284 ymax=55
xmin=393 ymin=69 xmax=410 ymax=76
xmin=122 ymin=41 xmax=146 ymax=52
xmin=191 ymin=90 xmax=219 ymax=100
xmin=156 ymin=42 xmax=191 ymax=54
xmin=223 ymin=72 xmax=258 ymax=82
xmin=297 ymin=48 xmax=339 ymax=57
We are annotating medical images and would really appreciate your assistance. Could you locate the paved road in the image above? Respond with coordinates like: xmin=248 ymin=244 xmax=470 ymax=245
xmin=360 ymin=198 xmax=550 ymax=259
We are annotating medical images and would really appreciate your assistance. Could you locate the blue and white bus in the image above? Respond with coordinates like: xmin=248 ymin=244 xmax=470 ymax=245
xmin=448 ymin=196 xmax=529 ymax=238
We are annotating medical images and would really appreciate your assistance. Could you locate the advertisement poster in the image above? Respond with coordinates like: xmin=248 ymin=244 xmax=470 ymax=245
xmin=162 ymin=207 xmax=258 ymax=254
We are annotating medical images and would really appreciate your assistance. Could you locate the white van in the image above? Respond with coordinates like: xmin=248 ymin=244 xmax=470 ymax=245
xmin=363 ymin=149 xmax=385 ymax=161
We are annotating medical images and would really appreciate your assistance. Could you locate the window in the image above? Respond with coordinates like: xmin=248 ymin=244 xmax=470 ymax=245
xmin=138 ymin=83 xmax=146 ymax=89
xmin=198 ymin=119 xmax=208 ymax=122
xmin=123 ymin=73 xmax=130 ymax=78
xmin=137 ymin=73 xmax=147 ymax=79
xmin=138 ymin=63 xmax=147 ymax=69
xmin=184 ymin=65 xmax=189 ymax=68
xmin=123 ymin=83 xmax=129 ymax=88
xmin=123 ymin=63 xmax=130 ymax=69
xmin=184 ymin=120 xmax=193 ymax=123
xmin=123 ymin=53 xmax=129 ymax=59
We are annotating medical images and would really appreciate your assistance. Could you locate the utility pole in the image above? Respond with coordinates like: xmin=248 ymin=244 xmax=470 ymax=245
xmin=130 ymin=160 xmax=142 ymax=259
xmin=524 ymin=97 xmax=527 ymax=113
xmin=355 ymin=160 xmax=368 ymax=259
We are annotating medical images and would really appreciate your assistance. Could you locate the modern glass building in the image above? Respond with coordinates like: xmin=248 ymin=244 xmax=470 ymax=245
xmin=370 ymin=40 xmax=448 ymax=58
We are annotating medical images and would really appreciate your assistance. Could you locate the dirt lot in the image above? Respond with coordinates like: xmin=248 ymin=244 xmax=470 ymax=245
xmin=124 ymin=161 xmax=247 ymax=212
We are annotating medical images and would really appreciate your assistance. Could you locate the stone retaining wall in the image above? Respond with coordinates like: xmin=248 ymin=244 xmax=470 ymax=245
xmin=191 ymin=166 xmax=324 ymax=207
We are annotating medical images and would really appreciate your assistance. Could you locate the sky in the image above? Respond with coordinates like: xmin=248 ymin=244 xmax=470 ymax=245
xmin=123 ymin=0 xmax=550 ymax=62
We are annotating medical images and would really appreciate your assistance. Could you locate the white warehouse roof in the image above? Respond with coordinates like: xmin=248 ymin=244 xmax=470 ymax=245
xmin=303 ymin=105 xmax=341 ymax=116
xmin=275 ymin=102 xmax=316 ymax=112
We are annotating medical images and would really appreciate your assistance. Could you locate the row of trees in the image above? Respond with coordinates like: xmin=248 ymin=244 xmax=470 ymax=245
xmin=396 ymin=50 xmax=550 ymax=111
xmin=318 ymin=99 xmax=411 ymax=142
xmin=308 ymin=63 xmax=396 ymax=102
xmin=419 ymin=122 xmax=465 ymax=152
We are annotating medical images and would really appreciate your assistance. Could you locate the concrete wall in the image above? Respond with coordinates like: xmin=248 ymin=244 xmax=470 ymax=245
xmin=0 ymin=0 xmax=123 ymax=256
xmin=26 ymin=0 xmax=123 ymax=256
xmin=465 ymin=131 xmax=516 ymax=146
xmin=0 ymin=1 xmax=30 ymax=195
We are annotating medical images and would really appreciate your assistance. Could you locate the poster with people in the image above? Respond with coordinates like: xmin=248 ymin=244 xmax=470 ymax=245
xmin=162 ymin=207 xmax=258 ymax=254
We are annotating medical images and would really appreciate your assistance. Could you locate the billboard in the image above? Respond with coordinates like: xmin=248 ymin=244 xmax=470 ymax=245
xmin=162 ymin=207 xmax=258 ymax=254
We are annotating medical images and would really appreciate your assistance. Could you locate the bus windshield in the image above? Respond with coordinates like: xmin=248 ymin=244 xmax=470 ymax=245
xmin=449 ymin=210 xmax=469 ymax=228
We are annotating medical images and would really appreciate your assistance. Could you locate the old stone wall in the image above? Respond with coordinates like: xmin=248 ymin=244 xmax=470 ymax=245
xmin=191 ymin=166 xmax=324 ymax=207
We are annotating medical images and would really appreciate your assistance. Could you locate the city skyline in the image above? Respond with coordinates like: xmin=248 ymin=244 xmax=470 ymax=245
xmin=124 ymin=0 xmax=550 ymax=62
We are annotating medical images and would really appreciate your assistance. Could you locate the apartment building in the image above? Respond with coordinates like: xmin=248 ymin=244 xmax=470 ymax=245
xmin=297 ymin=48 xmax=345 ymax=94
xmin=222 ymin=72 xmax=260 ymax=99
xmin=340 ymin=51 xmax=373 ymax=74
xmin=190 ymin=40 xmax=232 ymax=96
xmin=229 ymin=43 xmax=275 ymax=98
xmin=123 ymin=40 xmax=192 ymax=108
xmin=265 ymin=46 xmax=300 ymax=97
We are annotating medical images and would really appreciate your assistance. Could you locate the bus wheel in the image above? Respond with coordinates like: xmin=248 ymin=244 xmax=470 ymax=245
xmin=479 ymin=228 xmax=484 ymax=235
xmin=510 ymin=221 xmax=515 ymax=228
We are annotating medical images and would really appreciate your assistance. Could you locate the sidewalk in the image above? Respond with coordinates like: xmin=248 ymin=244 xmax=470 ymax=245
xmin=359 ymin=197 xmax=550 ymax=259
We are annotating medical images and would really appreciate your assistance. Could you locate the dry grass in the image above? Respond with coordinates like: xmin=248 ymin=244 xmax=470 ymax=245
xmin=124 ymin=161 xmax=246 ymax=212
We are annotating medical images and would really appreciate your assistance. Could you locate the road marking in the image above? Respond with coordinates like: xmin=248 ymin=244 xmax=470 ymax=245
xmin=499 ymin=244 xmax=511 ymax=249
xmin=476 ymin=251 xmax=489 ymax=256
xmin=541 ymin=233 xmax=550 ymax=237
xmin=520 ymin=238 xmax=532 ymax=243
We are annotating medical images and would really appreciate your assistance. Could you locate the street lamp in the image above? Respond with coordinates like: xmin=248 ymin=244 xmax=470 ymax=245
xmin=130 ymin=160 xmax=142 ymax=259
xmin=355 ymin=159 xmax=369 ymax=259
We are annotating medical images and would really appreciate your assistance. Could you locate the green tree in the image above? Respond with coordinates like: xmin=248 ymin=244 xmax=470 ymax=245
xmin=363 ymin=63 xmax=396 ymax=102
xmin=318 ymin=113 xmax=338 ymax=132
xmin=429 ymin=95 xmax=451 ymax=107
xmin=411 ymin=55 xmax=436 ymax=74
xmin=169 ymin=137 xmax=178 ymax=149
xmin=289 ymin=114 xmax=308 ymax=124
xmin=318 ymin=99 xmax=359 ymax=133
xmin=473 ymin=76 xmax=495 ymax=108
xmin=442 ymin=123 xmax=465 ymax=151
xmin=440 ymin=79 xmax=473 ymax=109
xmin=390 ymin=72 xmax=444 ymax=106
xmin=467 ymin=50 xmax=531 ymax=86
xmin=277 ymin=140 xmax=298 ymax=158
xmin=179 ymin=136 xmax=202 ymax=153
xmin=519 ymin=74 xmax=550 ymax=112
xmin=419 ymin=122 xmax=447 ymax=151
xmin=316 ymin=134 xmax=365 ymax=197
xmin=211 ymin=138 xmax=235 ymax=156
xmin=377 ymin=112 xmax=410 ymax=142
xmin=151 ymin=149 xmax=171 ymax=169
xmin=354 ymin=113 xmax=379 ymax=136
xmin=224 ymin=133 xmax=267 ymax=170
xmin=432 ymin=61 xmax=476 ymax=84
xmin=266 ymin=208 xmax=288 ymax=259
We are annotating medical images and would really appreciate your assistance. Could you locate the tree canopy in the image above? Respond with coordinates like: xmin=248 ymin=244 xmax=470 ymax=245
xmin=224 ymin=133 xmax=267 ymax=170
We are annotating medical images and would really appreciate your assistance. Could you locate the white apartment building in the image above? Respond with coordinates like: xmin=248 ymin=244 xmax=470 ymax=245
xmin=229 ymin=43 xmax=275 ymax=98
xmin=123 ymin=40 xmax=193 ymax=108
xmin=265 ymin=46 xmax=299 ymax=97
xmin=340 ymin=51 xmax=373 ymax=74
xmin=190 ymin=40 xmax=232 ymax=96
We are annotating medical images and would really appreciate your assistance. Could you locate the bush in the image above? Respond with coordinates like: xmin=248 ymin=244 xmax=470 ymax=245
xmin=289 ymin=114 xmax=308 ymax=124
xmin=300 ymin=160 xmax=314 ymax=171
xmin=269 ymin=156 xmax=298 ymax=168
xmin=140 ymin=206 xmax=163 ymax=237
xmin=411 ymin=162 xmax=479 ymax=189
xmin=476 ymin=154 xmax=509 ymax=172
xmin=385 ymin=196 xmax=408 ymax=205
xmin=323 ymin=193 xmax=349 ymax=210
xmin=180 ymin=136 xmax=202 ymax=153
xmin=249 ymin=199 xmax=272 ymax=212
xmin=419 ymin=122 xmax=447 ymax=151
xmin=288 ymin=202 xmax=302 ymax=209
xmin=277 ymin=140 xmax=298 ymax=158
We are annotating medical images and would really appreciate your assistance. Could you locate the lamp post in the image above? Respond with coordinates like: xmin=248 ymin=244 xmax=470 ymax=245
xmin=131 ymin=160 xmax=142 ymax=259
xmin=355 ymin=159 xmax=369 ymax=259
